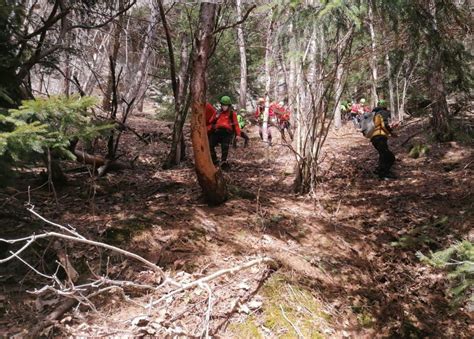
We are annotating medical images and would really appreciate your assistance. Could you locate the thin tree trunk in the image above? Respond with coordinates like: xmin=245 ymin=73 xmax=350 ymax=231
xmin=190 ymin=3 xmax=227 ymax=205
xmin=385 ymin=53 xmax=397 ymax=121
xmin=236 ymin=0 xmax=247 ymax=110
xmin=368 ymin=0 xmax=378 ymax=107
xmin=427 ymin=0 xmax=452 ymax=140
xmin=333 ymin=28 xmax=344 ymax=130
xmin=164 ymin=32 xmax=193 ymax=168
xmin=103 ymin=0 xmax=124 ymax=111
xmin=288 ymin=24 xmax=297 ymax=123
xmin=262 ymin=15 xmax=275 ymax=147
xmin=124 ymin=5 xmax=158 ymax=113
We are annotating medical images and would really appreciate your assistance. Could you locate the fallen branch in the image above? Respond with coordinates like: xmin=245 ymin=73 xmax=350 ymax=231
xmin=152 ymin=257 xmax=275 ymax=306
xmin=1 ymin=207 xmax=165 ymax=282
xmin=29 ymin=298 xmax=78 ymax=337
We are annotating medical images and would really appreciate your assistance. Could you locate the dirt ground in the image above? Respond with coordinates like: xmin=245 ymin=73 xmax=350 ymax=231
xmin=0 ymin=108 xmax=472 ymax=338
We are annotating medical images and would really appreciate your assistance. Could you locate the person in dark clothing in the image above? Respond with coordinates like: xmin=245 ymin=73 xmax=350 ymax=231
xmin=208 ymin=96 xmax=241 ymax=170
xmin=370 ymin=99 xmax=399 ymax=179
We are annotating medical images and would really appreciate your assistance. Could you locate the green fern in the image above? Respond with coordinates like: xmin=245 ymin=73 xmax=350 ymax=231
xmin=417 ymin=241 xmax=474 ymax=304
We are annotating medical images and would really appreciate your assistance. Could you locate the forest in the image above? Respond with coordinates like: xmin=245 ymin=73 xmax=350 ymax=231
xmin=0 ymin=0 xmax=472 ymax=337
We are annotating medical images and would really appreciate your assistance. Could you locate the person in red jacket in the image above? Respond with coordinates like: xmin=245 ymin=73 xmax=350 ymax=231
xmin=271 ymin=101 xmax=293 ymax=141
xmin=205 ymin=102 xmax=217 ymax=134
xmin=254 ymin=97 xmax=274 ymax=146
xmin=208 ymin=96 xmax=240 ymax=170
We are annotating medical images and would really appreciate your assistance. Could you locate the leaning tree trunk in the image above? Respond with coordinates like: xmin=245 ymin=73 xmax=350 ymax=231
xmin=236 ymin=0 xmax=247 ymax=110
xmin=190 ymin=3 xmax=227 ymax=205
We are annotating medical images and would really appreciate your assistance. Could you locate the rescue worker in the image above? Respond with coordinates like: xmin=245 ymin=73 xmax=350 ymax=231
xmin=254 ymin=97 xmax=273 ymax=146
xmin=272 ymin=101 xmax=293 ymax=141
xmin=233 ymin=108 xmax=250 ymax=148
xmin=208 ymin=96 xmax=241 ymax=170
xmin=370 ymin=99 xmax=399 ymax=179
xmin=350 ymin=98 xmax=370 ymax=128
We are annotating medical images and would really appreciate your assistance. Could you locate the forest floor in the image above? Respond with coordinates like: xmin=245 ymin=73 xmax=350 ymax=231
xmin=0 ymin=106 xmax=473 ymax=338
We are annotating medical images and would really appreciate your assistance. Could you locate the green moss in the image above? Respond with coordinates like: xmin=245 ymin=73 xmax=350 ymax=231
xmin=408 ymin=144 xmax=430 ymax=158
xmin=228 ymin=274 xmax=330 ymax=337
xmin=228 ymin=316 xmax=263 ymax=339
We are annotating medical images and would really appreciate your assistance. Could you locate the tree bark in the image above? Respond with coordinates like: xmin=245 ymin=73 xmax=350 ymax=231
xmin=262 ymin=15 xmax=275 ymax=146
xmin=427 ymin=0 xmax=452 ymax=141
xmin=368 ymin=0 xmax=378 ymax=107
xmin=102 ymin=0 xmax=124 ymax=111
xmin=236 ymin=0 xmax=247 ymax=110
xmin=385 ymin=53 xmax=397 ymax=121
xmin=190 ymin=3 xmax=228 ymax=205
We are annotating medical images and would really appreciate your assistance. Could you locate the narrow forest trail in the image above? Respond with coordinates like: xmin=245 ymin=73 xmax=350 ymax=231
xmin=1 ymin=109 xmax=472 ymax=337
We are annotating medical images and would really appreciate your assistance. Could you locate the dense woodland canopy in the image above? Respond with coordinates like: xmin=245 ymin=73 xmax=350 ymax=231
xmin=0 ymin=0 xmax=472 ymax=337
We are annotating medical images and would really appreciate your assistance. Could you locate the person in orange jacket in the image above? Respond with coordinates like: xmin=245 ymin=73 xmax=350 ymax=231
xmin=207 ymin=96 xmax=240 ymax=170
xmin=254 ymin=97 xmax=274 ymax=146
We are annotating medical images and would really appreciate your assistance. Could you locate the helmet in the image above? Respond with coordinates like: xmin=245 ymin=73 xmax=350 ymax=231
xmin=220 ymin=96 xmax=231 ymax=105
xmin=360 ymin=98 xmax=366 ymax=104
xmin=240 ymin=108 xmax=246 ymax=113
xmin=377 ymin=99 xmax=387 ymax=108
xmin=257 ymin=97 xmax=265 ymax=104
xmin=278 ymin=101 xmax=285 ymax=106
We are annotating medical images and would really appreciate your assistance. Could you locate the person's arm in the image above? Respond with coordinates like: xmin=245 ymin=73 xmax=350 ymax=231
xmin=233 ymin=111 xmax=241 ymax=136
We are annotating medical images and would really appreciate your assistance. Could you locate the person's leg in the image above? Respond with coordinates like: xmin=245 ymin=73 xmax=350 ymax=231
xmin=232 ymin=133 xmax=237 ymax=148
xmin=286 ymin=122 xmax=294 ymax=141
xmin=371 ymin=136 xmax=394 ymax=177
xmin=241 ymin=131 xmax=249 ymax=147
xmin=279 ymin=123 xmax=286 ymax=142
xmin=221 ymin=131 xmax=233 ymax=163
xmin=209 ymin=132 xmax=219 ymax=165
xmin=268 ymin=128 xmax=272 ymax=146
xmin=259 ymin=125 xmax=264 ymax=140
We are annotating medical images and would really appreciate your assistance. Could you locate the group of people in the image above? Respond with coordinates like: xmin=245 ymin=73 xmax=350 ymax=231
xmin=204 ymin=94 xmax=398 ymax=180
xmin=205 ymin=96 xmax=293 ymax=170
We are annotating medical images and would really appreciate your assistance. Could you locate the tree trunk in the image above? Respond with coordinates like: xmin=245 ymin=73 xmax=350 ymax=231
xmin=190 ymin=3 xmax=227 ymax=205
xmin=333 ymin=28 xmax=344 ymax=130
xmin=427 ymin=0 xmax=452 ymax=141
xmin=428 ymin=52 xmax=451 ymax=140
xmin=124 ymin=6 xmax=157 ymax=113
xmin=236 ymin=0 xmax=247 ymax=110
xmin=262 ymin=15 xmax=275 ymax=146
xmin=103 ymin=0 xmax=124 ymax=112
xmin=164 ymin=32 xmax=193 ymax=169
xmin=368 ymin=0 xmax=378 ymax=107
xmin=385 ymin=53 xmax=397 ymax=121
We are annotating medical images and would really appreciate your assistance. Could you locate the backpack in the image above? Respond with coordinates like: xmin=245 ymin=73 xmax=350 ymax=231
xmin=359 ymin=111 xmax=376 ymax=138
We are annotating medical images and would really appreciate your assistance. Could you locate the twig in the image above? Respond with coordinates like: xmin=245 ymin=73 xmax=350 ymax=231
xmin=280 ymin=304 xmax=304 ymax=338
xmin=200 ymin=282 xmax=212 ymax=339
xmin=1 ymin=231 xmax=165 ymax=281
xmin=27 ymin=205 xmax=85 ymax=239
xmin=152 ymin=257 xmax=275 ymax=306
